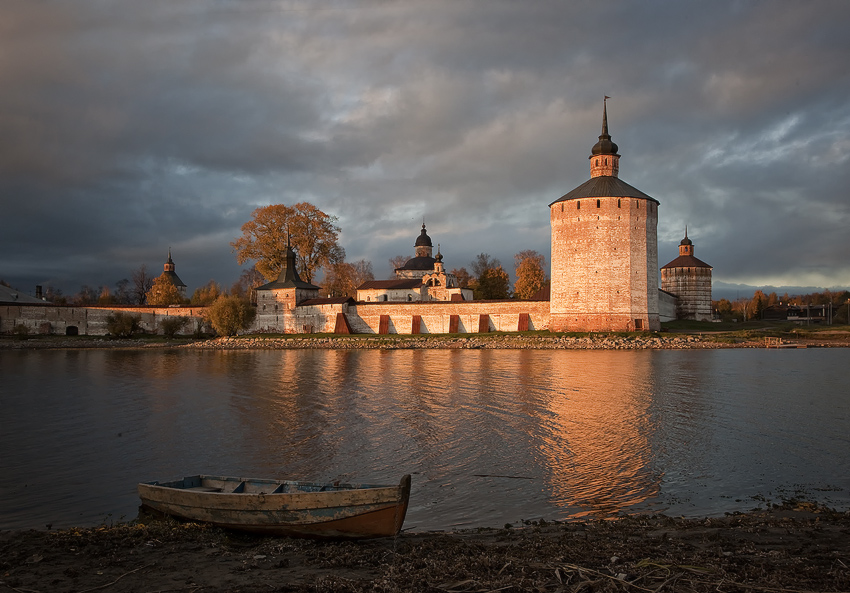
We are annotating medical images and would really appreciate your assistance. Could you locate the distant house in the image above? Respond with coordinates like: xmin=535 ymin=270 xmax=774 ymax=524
xmin=762 ymin=304 xmax=830 ymax=324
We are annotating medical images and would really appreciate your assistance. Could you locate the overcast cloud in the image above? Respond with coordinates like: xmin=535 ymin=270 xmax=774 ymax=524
xmin=2 ymin=0 xmax=849 ymax=300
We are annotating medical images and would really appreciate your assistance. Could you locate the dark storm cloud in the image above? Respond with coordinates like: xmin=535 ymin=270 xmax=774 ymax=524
xmin=2 ymin=0 xmax=849 ymax=297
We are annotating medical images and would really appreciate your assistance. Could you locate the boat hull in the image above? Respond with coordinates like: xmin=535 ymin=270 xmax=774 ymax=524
xmin=138 ymin=474 xmax=411 ymax=539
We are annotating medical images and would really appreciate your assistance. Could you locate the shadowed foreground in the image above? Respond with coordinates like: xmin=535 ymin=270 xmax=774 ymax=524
xmin=2 ymin=503 xmax=848 ymax=592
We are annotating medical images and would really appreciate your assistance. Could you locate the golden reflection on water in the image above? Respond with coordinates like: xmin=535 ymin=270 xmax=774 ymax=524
xmin=538 ymin=351 xmax=661 ymax=517
xmin=3 ymin=348 xmax=848 ymax=532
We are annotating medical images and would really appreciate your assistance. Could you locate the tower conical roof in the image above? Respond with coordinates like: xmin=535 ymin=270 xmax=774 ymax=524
xmin=590 ymin=97 xmax=619 ymax=156
xmin=256 ymin=244 xmax=320 ymax=290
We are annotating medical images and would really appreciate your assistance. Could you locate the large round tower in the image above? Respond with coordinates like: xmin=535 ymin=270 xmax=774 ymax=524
xmin=549 ymin=99 xmax=660 ymax=332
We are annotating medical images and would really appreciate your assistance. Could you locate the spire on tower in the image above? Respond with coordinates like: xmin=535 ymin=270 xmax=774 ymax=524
xmin=602 ymin=96 xmax=610 ymax=136
xmin=591 ymin=96 xmax=619 ymax=156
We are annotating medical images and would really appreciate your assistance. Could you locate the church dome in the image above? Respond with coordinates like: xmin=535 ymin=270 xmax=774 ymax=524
xmin=591 ymin=135 xmax=619 ymax=156
xmin=415 ymin=224 xmax=432 ymax=247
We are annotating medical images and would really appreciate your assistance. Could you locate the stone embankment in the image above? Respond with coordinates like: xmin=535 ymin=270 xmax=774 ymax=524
xmin=187 ymin=334 xmax=745 ymax=350
xmin=9 ymin=332 xmax=846 ymax=350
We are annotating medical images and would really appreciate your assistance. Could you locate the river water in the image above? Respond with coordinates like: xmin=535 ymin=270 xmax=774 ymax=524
xmin=1 ymin=348 xmax=848 ymax=532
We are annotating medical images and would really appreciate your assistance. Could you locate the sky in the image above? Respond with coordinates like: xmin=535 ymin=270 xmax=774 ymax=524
xmin=2 ymin=0 xmax=849 ymax=301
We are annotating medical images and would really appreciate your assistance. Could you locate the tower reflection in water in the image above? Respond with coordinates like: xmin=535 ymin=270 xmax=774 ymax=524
xmin=538 ymin=351 xmax=661 ymax=518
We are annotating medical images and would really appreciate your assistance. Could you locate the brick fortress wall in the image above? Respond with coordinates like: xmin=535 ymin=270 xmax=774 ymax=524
xmin=0 ymin=305 xmax=206 ymax=336
xmin=254 ymin=300 xmax=550 ymax=334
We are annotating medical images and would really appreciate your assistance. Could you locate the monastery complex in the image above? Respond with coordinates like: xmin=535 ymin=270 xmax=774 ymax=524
xmin=1 ymin=101 xmax=713 ymax=336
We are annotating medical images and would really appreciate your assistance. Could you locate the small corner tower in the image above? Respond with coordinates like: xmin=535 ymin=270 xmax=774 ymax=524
xmin=255 ymin=242 xmax=320 ymax=312
xmin=661 ymin=229 xmax=713 ymax=321
xmin=162 ymin=249 xmax=187 ymax=296
xmin=549 ymin=98 xmax=660 ymax=332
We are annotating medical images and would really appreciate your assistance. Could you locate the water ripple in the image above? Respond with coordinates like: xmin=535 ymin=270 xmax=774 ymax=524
xmin=1 ymin=348 xmax=848 ymax=531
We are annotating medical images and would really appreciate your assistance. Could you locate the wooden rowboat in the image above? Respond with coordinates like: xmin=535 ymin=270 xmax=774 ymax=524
xmin=138 ymin=474 xmax=411 ymax=539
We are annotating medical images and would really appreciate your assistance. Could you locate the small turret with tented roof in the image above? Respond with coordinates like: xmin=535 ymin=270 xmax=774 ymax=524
xmin=256 ymin=236 xmax=320 ymax=290
xmin=661 ymin=227 xmax=711 ymax=270
xmin=162 ymin=249 xmax=187 ymax=294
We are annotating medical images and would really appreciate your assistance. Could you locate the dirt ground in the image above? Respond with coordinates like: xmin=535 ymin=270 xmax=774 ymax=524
xmin=2 ymin=503 xmax=848 ymax=593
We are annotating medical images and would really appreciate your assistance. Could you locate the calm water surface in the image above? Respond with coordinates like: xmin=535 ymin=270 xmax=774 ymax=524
xmin=1 ymin=348 xmax=848 ymax=531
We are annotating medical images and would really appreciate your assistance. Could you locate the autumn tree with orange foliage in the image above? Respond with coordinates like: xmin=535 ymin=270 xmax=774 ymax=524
xmin=324 ymin=259 xmax=375 ymax=297
xmin=513 ymin=250 xmax=547 ymax=300
xmin=231 ymin=202 xmax=345 ymax=284
xmin=146 ymin=274 xmax=184 ymax=306
xmin=190 ymin=280 xmax=224 ymax=306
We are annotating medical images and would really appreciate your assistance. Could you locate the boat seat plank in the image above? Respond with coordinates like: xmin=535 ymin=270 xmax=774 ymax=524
xmin=186 ymin=486 xmax=222 ymax=493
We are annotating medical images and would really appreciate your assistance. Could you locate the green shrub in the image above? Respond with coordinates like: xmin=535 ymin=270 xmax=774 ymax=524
xmin=159 ymin=316 xmax=189 ymax=338
xmin=106 ymin=312 xmax=142 ymax=338
xmin=205 ymin=295 xmax=256 ymax=336
xmin=13 ymin=324 xmax=29 ymax=339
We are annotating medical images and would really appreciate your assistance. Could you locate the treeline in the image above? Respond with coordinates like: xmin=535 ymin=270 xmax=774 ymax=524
xmin=7 ymin=201 xmax=552 ymax=308
xmin=27 ymin=265 xmax=265 ymax=308
xmin=322 ymin=249 xmax=548 ymax=301
xmin=713 ymin=288 xmax=850 ymax=323
xmin=445 ymin=250 xmax=547 ymax=300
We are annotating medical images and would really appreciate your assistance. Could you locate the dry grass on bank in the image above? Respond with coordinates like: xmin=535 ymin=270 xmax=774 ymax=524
xmin=2 ymin=503 xmax=849 ymax=592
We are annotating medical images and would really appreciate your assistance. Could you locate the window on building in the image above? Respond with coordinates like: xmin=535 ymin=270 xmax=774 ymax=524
xmin=618 ymin=199 xmax=621 ymax=208
xmin=577 ymin=201 xmax=581 ymax=210
xmin=634 ymin=319 xmax=643 ymax=330
xmin=596 ymin=199 xmax=600 ymax=208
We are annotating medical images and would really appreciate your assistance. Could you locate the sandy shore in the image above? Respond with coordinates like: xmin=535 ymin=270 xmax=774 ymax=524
xmin=2 ymin=504 xmax=848 ymax=592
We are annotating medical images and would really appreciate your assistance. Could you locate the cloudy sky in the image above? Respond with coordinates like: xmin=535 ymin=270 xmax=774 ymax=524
xmin=2 ymin=0 xmax=849 ymax=300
